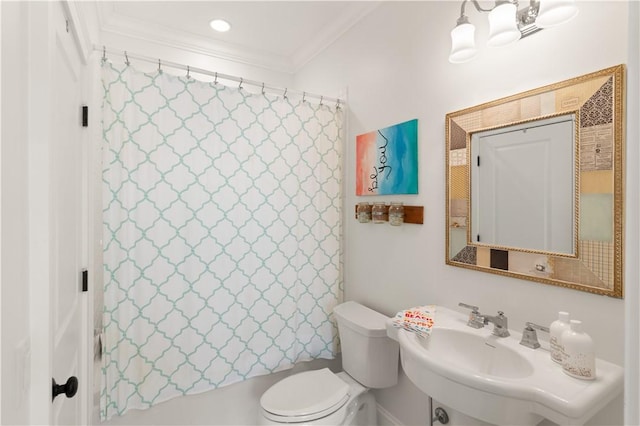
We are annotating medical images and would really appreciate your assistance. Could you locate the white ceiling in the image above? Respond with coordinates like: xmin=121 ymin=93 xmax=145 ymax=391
xmin=95 ymin=1 xmax=380 ymax=73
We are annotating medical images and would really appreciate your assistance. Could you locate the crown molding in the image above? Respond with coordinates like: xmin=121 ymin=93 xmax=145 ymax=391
xmin=93 ymin=2 xmax=379 ymax=75
xmin=291 ymin=1 xmax=382 ymax=72
xmin=95 ymin=2 xmax=293 ymax=74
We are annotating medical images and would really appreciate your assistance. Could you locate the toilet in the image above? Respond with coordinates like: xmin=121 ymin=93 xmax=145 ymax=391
xmin=258 ymin=301 xmax=399 ymax=425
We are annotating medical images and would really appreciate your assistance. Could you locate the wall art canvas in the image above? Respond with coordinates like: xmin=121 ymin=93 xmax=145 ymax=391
xmin=356 ymin=119 xmax=418 ymax=195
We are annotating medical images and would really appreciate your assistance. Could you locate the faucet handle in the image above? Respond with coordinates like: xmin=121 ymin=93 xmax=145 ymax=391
xmin=458 ymin=302 xmax=485 ymax=329
xmin=458 ymin=302 xmax=480 ymax=313
xmin=520 ymin=322 xmax=550 ymax=349
xmin=526 ymin=322 xmax=550 ymax=333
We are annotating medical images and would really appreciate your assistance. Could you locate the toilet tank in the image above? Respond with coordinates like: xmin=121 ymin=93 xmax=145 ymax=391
xmin=333 ymin=301 xmax=399 ymax=388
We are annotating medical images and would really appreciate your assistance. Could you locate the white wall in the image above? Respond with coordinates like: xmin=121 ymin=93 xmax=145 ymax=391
xmin=294 ymin=2 xmax=633 ymax=425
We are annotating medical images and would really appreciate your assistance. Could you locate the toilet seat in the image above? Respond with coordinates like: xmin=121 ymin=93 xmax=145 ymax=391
xmin=260 ymin=368 xmax=350 ymax=423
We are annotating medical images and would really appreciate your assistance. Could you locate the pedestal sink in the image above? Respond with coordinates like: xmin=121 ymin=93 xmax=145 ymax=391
xmin=388 ymin=306 xmax=623 ymax=426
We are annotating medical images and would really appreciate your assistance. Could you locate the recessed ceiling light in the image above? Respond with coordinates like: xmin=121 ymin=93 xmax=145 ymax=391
xmin=209 ymin=19 xmax=231 ymax=33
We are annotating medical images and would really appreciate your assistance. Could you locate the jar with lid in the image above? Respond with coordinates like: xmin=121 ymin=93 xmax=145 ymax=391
xmin=371 ymin=202 xmax=386 ymax=224
xmin=357 ymin=202 xmax=371 ymax=223
xmin=389 ymin=202 xmax=404 ymax=226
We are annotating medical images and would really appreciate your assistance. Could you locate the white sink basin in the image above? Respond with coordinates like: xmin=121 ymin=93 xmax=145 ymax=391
xmin=390 ymin=306 xmax=623 ymax=426
xmin=421 ymin=328 xmax=534 ymax=379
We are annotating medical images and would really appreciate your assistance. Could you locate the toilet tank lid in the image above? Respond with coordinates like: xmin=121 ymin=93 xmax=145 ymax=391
xmin=333 ymin=301 xmax=389 ymax=337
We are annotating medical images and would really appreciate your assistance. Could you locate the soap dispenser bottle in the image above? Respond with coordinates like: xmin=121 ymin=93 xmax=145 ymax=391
xmin=561 ymin=320 xmax=596 ymax=380
xmin=550 ymin=311 xmax=570 ymax=364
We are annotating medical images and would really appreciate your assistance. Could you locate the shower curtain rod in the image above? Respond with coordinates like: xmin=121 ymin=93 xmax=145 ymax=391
xmin=96 ymin=45 xmax=343 ymax=108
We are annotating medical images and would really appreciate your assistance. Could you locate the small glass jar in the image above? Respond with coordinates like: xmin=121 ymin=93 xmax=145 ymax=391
xmin=357 ymin=202 xmax=372 ymax=223
xmin=389 ymin=202 xmax=404 ymax=226
xmin=371 ymin=202 xmax=387 ymax=224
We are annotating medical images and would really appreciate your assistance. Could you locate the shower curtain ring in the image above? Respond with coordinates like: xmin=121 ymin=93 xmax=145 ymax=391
xmin=124 ymin=51 xmax=130 ymax=66
xmin=214 ymin=72 xmax=218 ymax=85
xmin=102 ymin=46 xmax=106 ymax=62
xmin=261 ymin=82 xmax=265 ymax=95
xmin=302 ymin=92 xmax=306 ymax=103
xmin=186 ymin=66 xmax=190 ymax=79
xmin=158 ymin=59 xmax=162 ymax=73
xmin=283 ymin=88 xmax=288 ymax=99
xmin=336 ymin=99 xmax=342 ymax=111
xmin=239 ymin=78 xmax=243 ymax=90
xmin=320 ymin=96 xmax=324 ymax=106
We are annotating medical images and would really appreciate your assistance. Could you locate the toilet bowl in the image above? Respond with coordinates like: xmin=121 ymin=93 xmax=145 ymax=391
xmin=259 ymin=370 xmax=375 ymax=425
xmin=258 ymin=302 xmax=399 ymax=425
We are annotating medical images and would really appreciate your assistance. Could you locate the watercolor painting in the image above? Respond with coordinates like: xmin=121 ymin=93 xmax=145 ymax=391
xmin=356 ymin=119 xmax=418 ymax=195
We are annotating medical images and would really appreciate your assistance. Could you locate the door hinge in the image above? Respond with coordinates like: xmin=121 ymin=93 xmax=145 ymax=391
xmin=82 ymin=106 xmax=88 ymax=127
xmin=477 ymin=234 xmax=481 ymax=242
xmin=477 ymin=156 xmax=480 ymax=167
xmin=82 ymin=269 xmax=88 ymax=292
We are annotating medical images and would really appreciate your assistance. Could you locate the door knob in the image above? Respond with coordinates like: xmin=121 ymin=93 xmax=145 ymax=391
xmin=52 ymin=376 xmax=78 ymax=401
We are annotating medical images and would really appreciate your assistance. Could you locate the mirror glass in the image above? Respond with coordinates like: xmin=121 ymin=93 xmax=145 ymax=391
xmin=470 ymin=113 xmax=577 ymax=255
xmin=446 ymin=65 xmax=624 ymax=298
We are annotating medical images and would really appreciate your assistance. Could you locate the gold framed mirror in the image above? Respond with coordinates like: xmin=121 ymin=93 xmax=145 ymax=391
xmin=445 ymin=65 xmax=625 ymax=298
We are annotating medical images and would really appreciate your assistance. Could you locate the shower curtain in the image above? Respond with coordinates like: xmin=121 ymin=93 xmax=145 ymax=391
xmin=100 ymin=61 xmax=343 ymax=420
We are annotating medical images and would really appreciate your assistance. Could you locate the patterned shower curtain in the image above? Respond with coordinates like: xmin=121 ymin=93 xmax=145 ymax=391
xmin=100 ymin=62 xmax=343 ymax=420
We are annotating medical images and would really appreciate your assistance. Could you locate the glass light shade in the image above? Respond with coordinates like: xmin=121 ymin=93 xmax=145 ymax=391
xmin=449 ymin=22 xmax=478 ymax=63
xmin=487 ymin=3 xmax=521 ymax=47
xmin=536 ymin=0 xmax=578 ymax=28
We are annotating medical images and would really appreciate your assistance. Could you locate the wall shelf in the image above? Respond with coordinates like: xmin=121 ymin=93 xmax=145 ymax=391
xmin=354 ymin=204 xmax=424 ymax=224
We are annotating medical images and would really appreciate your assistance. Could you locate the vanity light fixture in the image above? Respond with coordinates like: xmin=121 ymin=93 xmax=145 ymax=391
xmin=209 ymin=19 xmax=231 ymax=33
xmin=449 ymin=0 xmax=578 ymax=63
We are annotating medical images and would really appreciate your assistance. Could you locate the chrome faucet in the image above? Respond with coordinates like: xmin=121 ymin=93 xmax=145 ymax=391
xmin=458 ymin=303 xmax=510 ymax=337
xmin=484 ymin=311 xmax=510 ymax=337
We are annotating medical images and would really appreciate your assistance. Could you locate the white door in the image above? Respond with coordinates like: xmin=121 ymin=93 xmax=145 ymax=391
xmin=28 ymin=2 xmax=88 ymax=424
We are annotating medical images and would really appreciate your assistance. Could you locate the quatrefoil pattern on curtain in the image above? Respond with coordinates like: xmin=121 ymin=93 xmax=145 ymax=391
xmin=100 ymin=62 xmax=343 ymax=420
